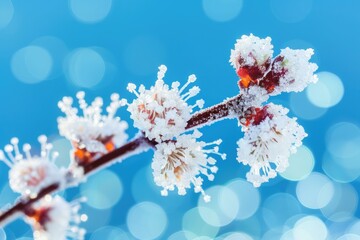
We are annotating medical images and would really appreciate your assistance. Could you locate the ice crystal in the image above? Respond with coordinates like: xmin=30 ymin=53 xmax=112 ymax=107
xmin=230 ymin=35 xmax=318 ymax=96
xmin=58 ymin=91 xmax=128 ymax=165
xmin=265 ymin=48 xmax=318 ymax=95
xmin=0 ymin=136 xmax=64 ymax=197
xmin=237 ymin=103 xmax=307 ymax=187
xmin=127 ymin=65 xmax=204 ymax=142
xmin=230 ymin=34 xmax=273 ymax=70
xmin=230 ymin=34 xmax=273 ymax=89
xmin=26 ymin=195 xmax=86 ymax=240
xmin=151 ymin=130 xmax=226 ymax=202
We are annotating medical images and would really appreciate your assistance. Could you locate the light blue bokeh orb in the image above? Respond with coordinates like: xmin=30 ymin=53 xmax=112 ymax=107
xmin=307 ymin=71 xmax=344 ymax=108
xmin=0 ymin=0 xmax=14 ymax=29
xmin=69 ymin=0 xmax=112 ymax=23
xmin=270 ymin=0 xmax=313 ymax=23
xmin=11 ymin=46 xmax=53 ymax=84
xmin=66 ymin=48 xmax=106 ymax=88
xmin=80 ymin=169 xmax=123 ymax=209
xmin=182 ymin=207 xmax=219 ymax=239
xmin=290 ymin=91 xmax=327 ymax=120
xmin=280 ymin=145 xmax=315 ymax=181
xmin=226 ymin=179 xmax=261 ymax=220
xmin=127 ymin=201 xmax=167 ymax=240
xmin=202 ymin=0 xmax=243 ymax=22
xmin=90 ymin=226 xmax=131 ymax=240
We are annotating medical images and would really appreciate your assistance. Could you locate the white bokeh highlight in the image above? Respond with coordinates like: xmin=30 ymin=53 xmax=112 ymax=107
xmin=182 ymin=207 xmax=219 ymax=239
xmin=307 ymin=71 xmax=344 ymax=108
xmin=293 ymin=215 xmax=328 ymax=240
xmin=296 ymin=172 xmax=334 ymax=209
xmin=198 ymin=186 xmax=239 ymax=227
xmin=281 ymin=145 xmax=315 ymax=181
xmin=320 ymin=183 xmax=358 ymax=222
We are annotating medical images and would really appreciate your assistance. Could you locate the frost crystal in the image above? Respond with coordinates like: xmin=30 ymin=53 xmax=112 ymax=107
xmin=58 ymin=92 xmax=128 ymax=165
xmin=230 ymin=34 xmax=273 ymax=69
xmin=237 ymin=103 xmax=307 ymax=187
xmin=127 ymin=65 xmax=204 ymax=142
xmin=230 ymin=34 xmax=273 ymax=89
xmin=0 ymin=136 xmax=64 ymax=197
xmin=26 ymin=195 xmax=86 ymax=240
xmin=264 ymin=48 xmax=318 ymax=95
xmin=151 ymin=130 xmax=226 ymax=202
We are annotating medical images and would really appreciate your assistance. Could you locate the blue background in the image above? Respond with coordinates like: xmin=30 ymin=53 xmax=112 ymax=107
xmin=0 ymin=0 xmax=359 ymax=239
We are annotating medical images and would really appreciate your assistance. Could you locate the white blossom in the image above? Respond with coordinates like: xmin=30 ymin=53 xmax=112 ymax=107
xmin=151 ymin=130 xmax=226 ymax=202
xmin=237 ymin=103 xmax=307 ymax=187
xmin=230 ymin=34 xmax=273 ymax=71
xmin=0 ymin=136 xmax=64 ymax=197
xmin=26 ymin=195 xmax=86 ymax=240
xmin=58 ymin=91 xmax=128 ymax=154
xmin=268 ymin=48 xmax=318 ymax=95
xmin=127 ymin=65 xmax=204 ymax=142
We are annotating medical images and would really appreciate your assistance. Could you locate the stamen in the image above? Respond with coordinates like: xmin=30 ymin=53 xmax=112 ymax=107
xmin=179 ymin=74 xmax=196 ymax=94
xmin=0 ymin=150 xmax=13 ymax=167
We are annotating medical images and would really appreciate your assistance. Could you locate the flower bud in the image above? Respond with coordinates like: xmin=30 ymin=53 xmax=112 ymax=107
xmin=230 ymin=34 xmax=273 ymax=89
xmin=261 ymin=48 xmax=318 ymax=95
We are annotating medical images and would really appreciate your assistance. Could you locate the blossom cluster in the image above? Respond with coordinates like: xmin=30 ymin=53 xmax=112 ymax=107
xmin=0 ymin=34 xmax=318 ymax=239
xmin=0 ymin=137 xmax=86 ymax=239
xmin=58 ymin=92 xmax=128 ymax=174
xmin=230 ymin=34 xmax=318 ymax=95
xmin=127 ymin=65 xmax=223 ymax=201
xmin=230 ymin=34 xmax=317 ymax=186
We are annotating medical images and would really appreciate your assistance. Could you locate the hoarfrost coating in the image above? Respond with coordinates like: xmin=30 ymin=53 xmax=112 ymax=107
xmin=229 ymin=34 xmax=318 ymax=97
xmin=230 ymin=34 xmax=273 ymax=70
xmin=151 ymin=130 xmax=226 ymax=202
xmin=127 ymin=65 xmax=204 ymax=142
xmin=0 ymin=34 xmax=319 ymax=236
xmin=26 ymin=196 xmax=85 ymax=240
xmin=269 ymin=48 xmax=319 ymax=95
xmin=237 ymin=103 xmax=307 ymax=187
xmin=0 ymin=136 xmax=64 ymax=196
xmin=58 ymin=91 xmax=128 ymax=154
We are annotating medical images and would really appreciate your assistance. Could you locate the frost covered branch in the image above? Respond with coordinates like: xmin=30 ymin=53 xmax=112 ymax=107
xmin=0 ymin=93 xmax=246 ymax=228
xmin=0 ymin=34 xmax=318 ymax=239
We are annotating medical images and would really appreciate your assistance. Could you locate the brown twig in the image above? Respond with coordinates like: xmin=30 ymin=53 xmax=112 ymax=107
xmin=0 ymin=93 xmax=245 ymax=227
